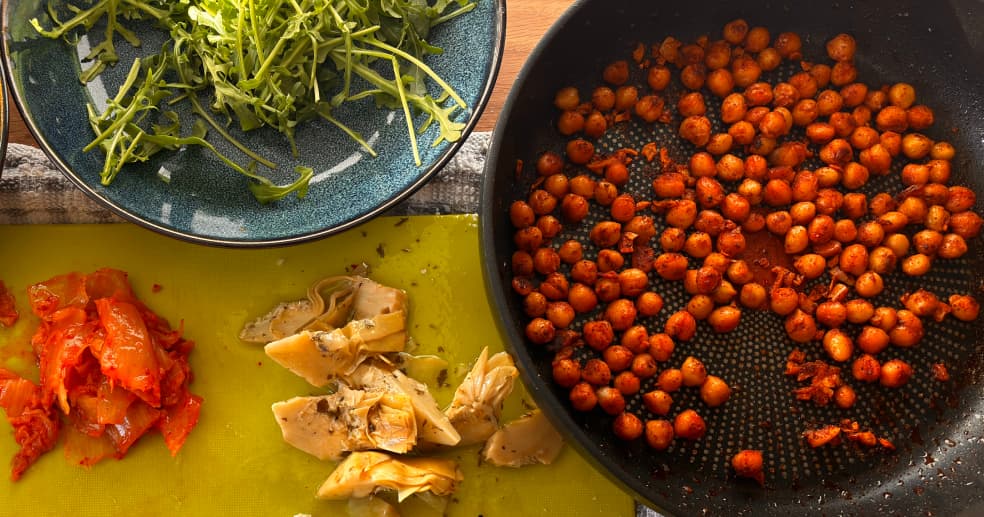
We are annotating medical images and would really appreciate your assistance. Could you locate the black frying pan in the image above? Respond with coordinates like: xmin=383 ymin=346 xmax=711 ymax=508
xmin=480 ymin=0 xmax=984 ymax=514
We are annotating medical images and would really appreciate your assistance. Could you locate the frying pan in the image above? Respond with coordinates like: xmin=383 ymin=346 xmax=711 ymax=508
xmin=480 ymin=0 xmax=984 ymax=515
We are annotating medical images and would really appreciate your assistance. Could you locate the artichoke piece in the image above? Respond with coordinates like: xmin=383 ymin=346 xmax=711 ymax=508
xmin=239 ymin=268 xmax=406 ymax=344
xmin=347 ymin=496 xmax=400 ymax=517
xmin=445 ymin=347 xmax=519 ymax=446
xmin=348 ymin=362 xmax=461 ymax=447
xmin=481 ymin=410 xmax=564 ymax=467
xmin=271 ymin=386 xmax=417 ymax=461
xmin=265 ymin=311 xmax=408 ymax=386
xmin=316 ymin=451 xmax=462 ymax=502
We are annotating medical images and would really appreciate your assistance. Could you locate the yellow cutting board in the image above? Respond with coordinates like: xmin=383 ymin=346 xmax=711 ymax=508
xmin=0 ymin=216 xmax=635 ymax=517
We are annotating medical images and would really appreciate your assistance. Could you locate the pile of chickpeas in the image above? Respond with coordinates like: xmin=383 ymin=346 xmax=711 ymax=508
xmin=508 ymin=19 xmax=983 ymax=457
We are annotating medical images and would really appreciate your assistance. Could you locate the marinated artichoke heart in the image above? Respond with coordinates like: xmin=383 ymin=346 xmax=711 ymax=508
xmin=317 ymin=451 xmax=462 ymax=502
xmin=264 ymin=311 xmax=408 ymax=387
xmin=445 ymin=347 xmax=519 ymax=446
xmin=272 ymin=385 xmax=416 ymax=461
xmin=348 ymin=362 xmax=461 ymax=447
xmin=240 ymin=270 xmax=407 ymax=344
xmin=482 ymin=410 xmax=564 ymax=467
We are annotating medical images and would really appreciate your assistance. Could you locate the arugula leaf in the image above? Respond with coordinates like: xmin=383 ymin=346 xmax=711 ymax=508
xmin=32 ymin=0 xmax=477 ymax=202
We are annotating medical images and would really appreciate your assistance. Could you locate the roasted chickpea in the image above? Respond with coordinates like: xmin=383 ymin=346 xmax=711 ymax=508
xmin=731 ymin=55 xmax=762 ymax=88
xmin=605 ymin=298 xmax=638 ymax=332
xmin=645 ymin=65 xmax=674 ymax=92
xmin=869 ymin=192 xmax=896 ymax=217
xmin=700 ymin=375 xmax=732 ymax=407
xmin=632 ymin=353 xmax=659 ymax=379
xmin=614 ymin=85 xmax=640 ymax=111
xmin=901 ymin=253 xmax=932 ymax=276
xmin=938 ymin=233 xmax=968 ymax=259
xmin=808 ymin=63 xmax=833 ymax=87
xmin=794 ymin=254 xmax=826 ymax=280
xmin=635 ymin=290 xmax=664 ymax=317
xmin=592 ymin=86 xmax=616 ymax=111
xmin=890 ymin=310 xmax=925 ymax=347
xmin=613 ymin=411 xmax=644 ymax=440
xmin=852 ymin=354 xmax=881 ymax=383
xmin=791 ymin=98 xmax=819 ymax=126
xmin=603 ymin=60 xmax=630 ymax=85
xmin=845 ymin=299 xmax=875 ymax=324
xmin=509 ymin=200 xmax=536 ymax=228
xmin=870 ymin=306 xmax=898 ymax=332
xmin=684 ymin=231 xmax=714 ymax=259
xmin=830 ymin=61 xmax=857 ymax=87
xmin=583 ymin=110 xmax=608 ymax=138
xmin=648 ymin=333 xmax=675 ymax=362
xmin=721 ymin=193 xmax=752 ymax=222
xmin=553 ymin=358 xmax=582 ymax=388
xmin=589 ymin=220 xmax=621 ymax=248
xmin=617 ymin=268 xmax=649 ymax=298
xmin=723 ymin=19 xmax=749 ymax=44
xmin=930 ymin=140 xmax=953 ymax=160
xmin=875 ymin=105 xmax=908 ymax=133
xmin=880 ymin=359 xmax=913 ymax=388
xmin=807 ymin=214 xmax=835 ymax=244
xmin=525 ymin=317 xmax=555 ymax=344
xmin=707 ymin=68 xmax=736 ymax=97
xmin=816 ymin=301 xmax=848 ymax=328
xmin=856 ymin=325 xmax=890 ymax=355
xmin=657 ymin=368 xmax=684 ymax=392
xmin=819 ymin=138 xmax=853 ymax=166
xmin=512 ymin=250 xmax=534 ymax=277
xmin=909 ymin=105 xmax=936 ymax=131
xmin=569 ymin=174 xmax=597 ymax=197
xmin=757 ymin=47 xmax=782 ymax=71
xmin=765 ymin=210 xmax=793 ymax=235
xmin=604 ymin=161 xmax=630 ymax=187
xmin=708 ymin=305 xmax=742 ymax=333
xmin=596 ymin=386 xmax=627 ymax=415
xmin=594 ymin=276 xmax=621 ymax=302
xmin=680 ymin=115 xmax=713 ymax=146
xmin=898 ymin=196 xmax=928 ymax=225
xmin=867 ymin=246 xmax=898 ymax=274
xmin=643 ymin=390 xmax=673 ymax=416
xmin=614 ymin=371 xmax=642 ymax=396
xmin=570 ymin=259 xmax=598 ymax=285
xmin=645 ymin=419 xmax=675 ymax=450
xmin=533 ymin=247 xmax=561 ymax=275
xmin=856 ymin=220 xmax=885 ymax=248
xmin=583 ymin=320 xmax=615 ymax=351
xmin=568 ymin=283 xmax=598 ymax=313
xmin=763 ymin=179 xmax=793 ymax=207
xmin=834 ymin=385 xmax=857 ymax=409
xmin=770 ymin=286 xmax=799 ymax=316
xmin=785 ymin=309 xmax=818 ymax=343
xmin=565 ymin=138 xmax=595 ymax=164
xmin=806 ymin=122 xmax=836 ymax=144
xmin=826 ymin=33 xmax=856 ymax=61
xmin=674 ymin=409 xmax=707 ymax=440
xmin=946 ymin=186 xmax=977 ymax=214
xmin=888 ymin=82 xmax=917 ymax=109
xmin=560 ymin=193 xmax=590 ymax=223
xmin=784 ymin=225 xmax=809 ymax=254
xmin=680 ymin=63 xmax=707 ymax=90
xmin=720 ymin=92 xmax=748 ymax=124
xmin=950 ymin=211 xmax=984 ymax=238
xmin=842 ymin=193 xmax=868 ymax=220
xmin=833 ymin=219 xmax=858 ymax=243
xmin=816 ymin=188 xmax=845 ymax=216
xmin=949 ymin=294 xmax=981 ymax=322
xmin=695 ymin=210 xmax=727 ymax=236
xmin=740 ymin=283 xmax=768 ymax=309
xmin=557 ymin=110 xmax=585 ymax=136
xmin=665 ymin=310 xmax=697 ymax=341
xmin=569 ymin=382 xmax=598 ymax=411
xmin=823 ymin=329 xmax=854 ymax=362
xmin=912 ymin=230 xmax=943 ymax=256
xmin=513 ymin=226 xmax=543 ymax=253
xmin=609 ymin=193 xmax=636 ymax=223
xmin=686 ymin=294 xmax=715 ymax=320
xmin=854 ymin=271 xmax=884 ymax=298
xmin=655 ymin=252 xmax=690 ymax=280
xmin=745 ymin=82 xmax=774 ymax=107
xmin=536 ymin=215 xmax=563 ymax=240
xmin=635 ymin=94 xmax=667 ymax=123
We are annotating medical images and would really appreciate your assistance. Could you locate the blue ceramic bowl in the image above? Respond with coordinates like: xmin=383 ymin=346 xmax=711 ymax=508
xmin=2 ymin=0 xmax=504 ymax=246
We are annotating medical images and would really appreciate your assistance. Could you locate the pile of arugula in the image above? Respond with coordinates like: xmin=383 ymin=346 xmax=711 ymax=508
xmin=31 ymin=0 xmax=476 ymax=203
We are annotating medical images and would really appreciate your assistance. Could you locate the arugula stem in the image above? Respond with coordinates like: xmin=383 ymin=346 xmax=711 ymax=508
xmin=433 ymin=4 xmax=477 ymax=26
xmin=362 ymin=38 xmax=466 ymax=108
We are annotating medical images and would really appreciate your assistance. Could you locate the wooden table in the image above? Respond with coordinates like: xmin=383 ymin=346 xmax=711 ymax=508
xmin=5 ymin=0 xmax=575 ymax=148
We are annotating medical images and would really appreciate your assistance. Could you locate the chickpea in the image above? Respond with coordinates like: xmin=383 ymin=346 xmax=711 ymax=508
xmin=554 ymin=86 xmax=580 ymax=111
xmin=560 ymin=193 xmax=590 ymax=223
xmin=569 ymin=382 xmax=598 ymax=411
xmin=758 ymin=111 xmax=788 ymax=139
xmin=806 ymin=122 xmax=836 ymax=144
xmin=645 ymin=419 xmax=675 ymax=451
xmin=868 ymin=246 xmax=898 ymax=274
xmin=791 ymin=98 xmax=819 ymax=126
xmin=591 ymin=86 xmax=616 ymax=111
xmin=900 ymin=289 xmax=941 ymax=319
xmin=696 ymin=177 xmax=727 ymax=209
xmin=868 ymin=306 xmax=898 ymax=332
xmin=533 ymin=247 xmax=560 ymax=275
xmin=509 ymin=200 xmax=536 ymax=229
xmin=765 ymin=211 xmax=792 ymax=235
xmin=583 ymin=111 xmax=608 ymax=138
xmin=707 ymin=68 xmax=736 ymax=97
xmin=553 ymin=357 xmax=582 ymax=388
xmin=695 ymin=210 xmax=727 ymax=236
xmin=614 ymin=371 xmax=642 ymax=396
xmin=756 ymin=47 xmax=781 ymax=71
xmin=691 ymin=265 xmax=721 ymax=295
xmin=568 ymin=283 xmax=598 ymax=314
xmin=869 ymin=192 xmax=896 ymax=217
xmin=858 ymin=144 xmax=892 ymax=175
xmin=816 ymin=301 xmax=847 ymax=328
xmin=609 ymin=193 xmax=636 ymax=223
xmin=912 ymin=230 xmax=943 ymax=257
xmin=605 ymin=298 xmax=638 ymax=331
xmin=950 ymin=211 xmax=984 ymax=238
xmin=830 ymin=61 xmax=857 ymax=87
xmin=657 ymin=368 xmax=684 ymax=392
xmin=946 ymin=186 xmax=977 ymax=214
xmin=890 ymin=310 xmax=924 ymax=347
xmin=816 ymin=188 xmax=845 ymax=216
xmin=856 ymin=221 xmax=885 ymax=248
xmin=726 ymin=260 xmax=753 ymax=285
xmin=842 ymin=193 xmax=868 ymax=220
xmin=570 ymin=259 xmax=598 ymax=285
xmin=604 ymin=162 xmax=630 ymax=187
xmin=898 ymin=196 xmax=928 ymax=225
xmin=674 ymin=409 xmax=707 ymax=440
xmin=829 ymin=112 xmax=857 ymax=139
xmin=525 ymin=317 xmax=555 ymax=344
xmin=763 ymin=179 xmax=793 ymax=207
xmin=745 ymin=155 xmax=769 ymax=181
xmin=785 ymin=309 xmax=818 ymax=343
xmin=655 ymin=252 xmax=690 ymax=280
xmin=808 ymin=63 xmax=833 ymax=87
xmin=648 ymin=333 xmax=675 ymax=362
xmin=930 ymin=140 xmax=953 ymax=160
xmin=784 ymin=225 xmax=809 ymax=254
xmin=875 ymin=105 xmax=908 ymax=133
xmin=732 ymin=450 xmax=765 ymax=484
xmin=721 ymin=193 xmax=752 ymax=222
xmin=852 ymin=354 xmax=881 ymax=383
xmin=880 ymin=131 xmax=902 ymax=157
xmin=770 ymin=287 xmax=800 ymax=316
xmin=887 ymin=82 xmax=916 ymax=109
xmin=826 ymin=33 xmax=856 ymax=61
xmin=938 ymin=233 xmax=968 ymax=259
xmin=665 ymin=310 xmax=697 ymax=341
xmin=823 ymin=329 xmax=854 ymax=362
xmin=643 ymin=390 xmax=673 ymax=416
xmin=647 ymin=65 xmax=672 ymax=91
xmin=711 ymin=280 xmax=738 ymax=305
xmin=749 ymin=135 xmax=778 ymax=156
xmin=720 ymin=92 xmax=748 ymax=124
xmin=565 ymin=138 xmax=595 ymax=164
xmin=744 ymin=105 xmax=770 ymax=125
xmin=845 ymin=299 xmax=875 ymax=324
xmin=841 ymin=162 xmax=869 ymax=191
xmin=614 ymin=85 xmax=640 ymax=111
xmin=523 ymin=291 xmax=549 ymax=318
xmin=949 ymin=294 xmax=981 ymax=322
xmin=635 ymin=290 xmax=664 ymax=317
xmin=716 ymin=229 xmax=746 ymax=257
xmin=834 ymin=385 xmax=857 ymax=409
xmin=793 ymin=254 xmax=826 ymax=280
xmin=539 ymin=272 xmax=569 ymax=301
xmin=740 ymin=283 xmax=768 ymax=309
xmin=613 ymin=411 xmax=644 ymax=440
xmin=635 ymin=94 xmax=666 ymax=123
xmin=708 ymin=305 xmax=742 ymax=333
xmin=513 ymin=226 xmax=543 ymax=253
xmin=512 ymin=250 xmax=534 ymax=277
xmin=603 ymin=60 xmax=630 ymax=85
xmin=583 ymin=320 xmax=614 ymax=351
xmin=569 ymin=174 xmax=596 ymax=197
xmin=596 ymin=386 xmax=626 ymax=415
xmin=684 ymin=232 xmax=714 ymax=259
xmin=819 ymin=138 xmax=853 ymax=166
xmin=632 ymin=353 xmax=659 ymax=379
xmin=856 ymin=325 xmax=890 ymax=355
xmin=536 ymin=215 xmax=563 ymax=240
xmin=745 ymin=82 xmax=774 ymax=107
xmin=833 ymin=219 xmax=858 ymax=243
xmin=680 ymin=115 xmax=713 ymax=146
xmin=880 ymin=359 xmax=913 ymax=388
xmin=855 ymin=271 xmax=884 ymax=298
xmin=698 ymin=375 xmax=731 ymax=407
xmin=807 ymin=214 xmax=835 ymax=244
xmin=659 ymin=228 xmax=686 ymax=253
xmin=909 ymin=105 xmax=936 ymax=131
xmin=589 ymin=221 xmax=621 ymax=248
xmin=723 ymin=19 xmax=749 ymax=44
xmin=528 ymin=190 xmax=556 ymax=217
xmin=901 ymin=253 xmax=932 ymax=276
xmin=731 ymin=55 xmax=762 ymax=88
xmin=557 ymin=110 xmax=585 ymax=136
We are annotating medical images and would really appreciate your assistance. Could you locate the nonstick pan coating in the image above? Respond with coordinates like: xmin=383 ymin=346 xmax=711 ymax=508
xmin=480 ymin=0 xmax=984 ymax=515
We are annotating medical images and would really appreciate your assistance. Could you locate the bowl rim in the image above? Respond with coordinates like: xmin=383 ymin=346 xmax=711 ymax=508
xmin=1 ymin=0 xmax=506 ymax=248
